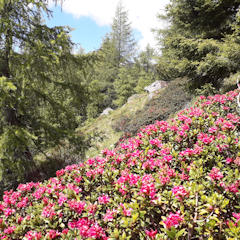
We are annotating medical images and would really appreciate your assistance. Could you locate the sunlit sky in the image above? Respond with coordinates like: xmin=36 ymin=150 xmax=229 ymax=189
xmin=45 ymin=0 xmax=169 ymax=53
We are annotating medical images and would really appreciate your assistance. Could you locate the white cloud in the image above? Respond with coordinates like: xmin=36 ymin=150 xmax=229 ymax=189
xmin=55 ymin=0 xmax=169 ymax=50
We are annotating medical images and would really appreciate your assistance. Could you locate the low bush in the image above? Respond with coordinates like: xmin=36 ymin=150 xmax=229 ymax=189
xmin=120 ymin=78 xmax=192 ymax=135
xmin=0 ymin=90 xmax=239 ymax=239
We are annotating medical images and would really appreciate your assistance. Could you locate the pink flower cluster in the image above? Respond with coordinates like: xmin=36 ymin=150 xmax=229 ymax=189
xmin=209 ymin=168 xmax=224 ymax=181
xmin=163 ymin=211 xmax=183 ymax=229
xmin=98 ymin=195 xmax=110 ymax=204
xmin=172 ymin=185 xmax=189 ymax=200
xmin=68 ymin=218 xmax=107 ymax=239
xmin=0 ymin=90 xmax=239 ymax=239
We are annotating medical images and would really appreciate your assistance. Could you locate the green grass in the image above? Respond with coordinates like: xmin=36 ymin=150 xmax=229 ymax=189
xmin=80 ymin=93 xmax=149 ymax=159
xmin=80 ymin=78 xmax=195 ymax=160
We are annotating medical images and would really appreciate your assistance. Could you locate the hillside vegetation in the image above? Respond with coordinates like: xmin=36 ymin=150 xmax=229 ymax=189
xmin=82 ymin=78 xmax=192 ymax=159
xmin=0 ymin=90 xmax=239 ymax=239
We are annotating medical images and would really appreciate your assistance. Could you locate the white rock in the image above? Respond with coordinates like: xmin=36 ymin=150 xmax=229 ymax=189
xmin=144 ymin=80 xmax=168 ymax=93
xmin=144 ymin=80 xmax=168 ymax=99
xmin=100 ymin=107 xmax=113 ymax=116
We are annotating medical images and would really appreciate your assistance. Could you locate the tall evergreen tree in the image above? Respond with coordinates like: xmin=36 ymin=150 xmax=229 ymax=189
xmin=113 ymin=66 xmax=137 ymax=107
xmin=138 ymin=44 xmax=156 ymax=73
xmin=111 ymin=0 xmax=136 ymax=67
xmin=0 ymin=0 xmax=86 ymax=191
xmin=83 ymin=1 xmax=138 ymax=111
xmin=156 ymin=0 xmax=240 ymax=89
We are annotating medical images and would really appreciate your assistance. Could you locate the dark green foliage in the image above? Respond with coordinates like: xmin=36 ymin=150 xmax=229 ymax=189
xmin=113 ymin=78 xmax=192 ymax=135
xmin=165 ymin=0 xmax=239 ymax=39
xmin=195 ymin=83 xmax=218 ymax=97
xmin=134 ymin=45 xmax=157 ymax=93
xmin=113 ymin=66 xmax=137 ymax=107
xmin=84 ymin=1 xmax=143 ymax=113
xmin=0 ymin=0 xmax=88 ymax=192
xmin=156 ymin=0 xmax=240 ymax=89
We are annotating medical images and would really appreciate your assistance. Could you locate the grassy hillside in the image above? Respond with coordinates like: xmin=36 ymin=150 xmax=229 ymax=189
xmin=82 ymin=78 xmax=192 ymax=159
xmin=81 ymin=92 xmax=149 ymax=159
xmin=0 ymin=90 xmax=239 ymax=239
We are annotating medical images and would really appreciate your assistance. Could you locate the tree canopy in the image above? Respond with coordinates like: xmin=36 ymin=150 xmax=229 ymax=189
xmin=156 ymin=0 xmax=240 ymax=89
xmin=0 ymin=0 xmax=87 ymax=191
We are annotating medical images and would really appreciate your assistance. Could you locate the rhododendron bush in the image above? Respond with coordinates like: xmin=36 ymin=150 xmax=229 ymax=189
xmin=0 ymin=91 xmax=240 ymax=239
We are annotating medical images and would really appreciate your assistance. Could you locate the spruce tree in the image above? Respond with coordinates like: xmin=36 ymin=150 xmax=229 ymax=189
xmin=86 ymin=1 xmax=138 ymax=110
xmin=0 ymin=0 xmax=86 ymax=191
xmin=113 ymin=66 xmax=137 ymax=107
xmin=156 ymin=0 xmax=240 ymax=89
xmin=111 ymin=0 xmax=136 ymax=67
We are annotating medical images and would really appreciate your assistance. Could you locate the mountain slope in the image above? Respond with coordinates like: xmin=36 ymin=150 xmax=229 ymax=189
xmin=0 ymin=90 xmax=239 ymax=239
xmin=82 ymin=78 xmax=192 ymax=159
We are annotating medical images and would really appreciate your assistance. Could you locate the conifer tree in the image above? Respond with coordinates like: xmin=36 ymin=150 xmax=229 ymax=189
xmin=85 ymin=1 xmax=138 ymax=110
xmin=156 ymin=0 xmax=240 ymax=89
xmin=0 ymin=0 xmax=86 ymax=191
xmin=111 ymin=0 xmax=136 ymax=67
xmin=113 ymin=66 xmax=137 ymax=107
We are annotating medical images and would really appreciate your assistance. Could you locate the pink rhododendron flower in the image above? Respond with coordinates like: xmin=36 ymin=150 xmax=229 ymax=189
xmin=98 ymin=195 xmax=110 ymax=204
xmin=61 ymin=229 xmax=69 ymax=235
xmin=179 ymin=172 xmax=189 ymax=181
xmin=233 ymin=212 xmax=240 ymax=223
xmin=149 ymin=138 xmax=162 ymax=148
xmin=226 ymin=157 xmax=233 ymax=164
xmin=208 ymin=126 xmax=218 ymax=133
xmin=159 ymin=175 xmax=170 ymax=185
xmin=75 ymin=176 xmax=83 ymax=183
xmin=86 ymin=158 xmax=95 ymax=166
xmin=47 ymin=230 xmax=60 ymax=239
xmin=167 ymin=168 xmax=176 ymax=178
xmin=58 ymin=194 xmax=67 ymax=206
xmin=103 ymin=209 xmax=117 ymax=222
xmin=120 ymin=204 xmax=133 ymax=216
xmin=68 ymin=200 xmax=85 ymax=214
xmin=140 ymin=182 xmax=157 ymax=199
xmin=234 ymin=157 xmax=240 ymax=166
xmin=88 ymin=223 xmax=107 ymax=238
xmin=17 ymin=216 xmax=24 ymax=224
xmin=17 ymin=182 xmax=36 ymax=192
xmin=24 ymin=231 xmax=42 ymax=240
xmin=41 ymin=204 xmax=56 ymax=219
xmin=66 ymin=183 xmax=82 ymax=194
xmin=86 ymin=204 xmax=97 ymax=215
xmin=163 ymin=211 xmax=183 ymax=229
xmin=198 ymin=133 xmax=214 ymax=144
xmin=4 ymin=208 xmax=15 ymax=217
xmin=145 ymin=229 xmax=157 ymax=239
xmin=222 ymin=121 xmax=235 ymax=130
xmin=68 ymin=218 xmax=108 ymax=238
xmin=209 ymin=168 xmax=223 ymax=181
xmin=227 ymin=181 xmax=239 ymax=193
xmin=4 ymin=226 xmax=16 ymax=234
xmin=129 ymin=174 xmax=140 ymax=186
xmin=32 ymin=186 xmax=46 ymax=200
xmin=172 ymin=185 xmax=189 ymax=200
xmin=17 ymin=196 xmax=29 ymax=208
xmin=56 ymin=169 xmax=65 ymax=177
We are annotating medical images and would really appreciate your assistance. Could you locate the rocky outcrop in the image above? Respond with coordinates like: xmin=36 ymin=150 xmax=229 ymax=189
xmin=100 ymin=107 xmax=113 ymax=116
xmin=144 ymin=80 xmax=168 ymax=99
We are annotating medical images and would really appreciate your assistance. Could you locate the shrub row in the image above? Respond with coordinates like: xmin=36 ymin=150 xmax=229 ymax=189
xmin=0 ymin=90 xmax=239 ymax=239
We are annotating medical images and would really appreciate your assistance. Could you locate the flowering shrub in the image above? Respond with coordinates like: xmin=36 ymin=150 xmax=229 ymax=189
xmin=0 ymin=90 xmax=240 ymax=239
xmin=119 ymin=78 xmax=192 ymax=135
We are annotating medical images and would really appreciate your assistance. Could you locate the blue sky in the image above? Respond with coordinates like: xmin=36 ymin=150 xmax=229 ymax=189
xmin=45 ymin=6 xmax=111 ymax=52
xmin=45 ymin=0 xmax=169 ymax=53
